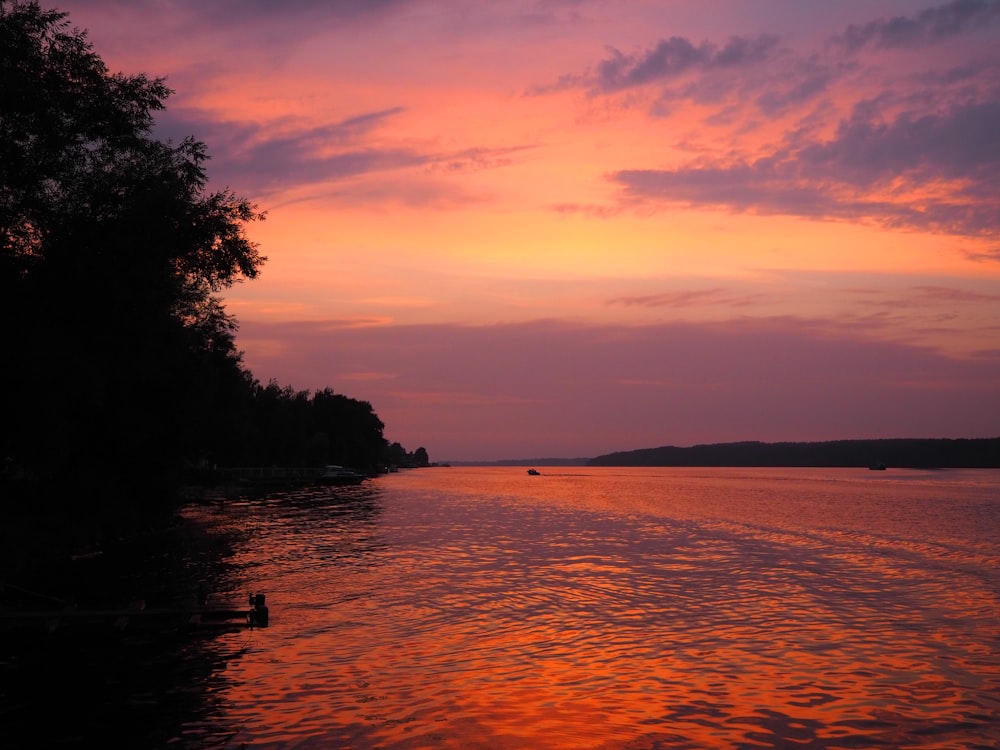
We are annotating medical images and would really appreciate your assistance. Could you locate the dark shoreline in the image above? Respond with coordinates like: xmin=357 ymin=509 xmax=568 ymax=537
xmin=588 ymin=437 xmax=1000 ymax=468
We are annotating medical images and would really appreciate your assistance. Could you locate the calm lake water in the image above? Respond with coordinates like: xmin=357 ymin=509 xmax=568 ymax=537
xmin=4 ymin=466 xmax=999 ymax=748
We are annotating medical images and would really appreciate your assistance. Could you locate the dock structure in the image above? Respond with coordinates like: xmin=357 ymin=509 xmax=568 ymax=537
xmin=0 ymin=592 xmax=270 ymax=634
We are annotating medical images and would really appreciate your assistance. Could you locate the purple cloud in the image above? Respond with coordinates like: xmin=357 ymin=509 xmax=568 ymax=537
xmin=151 ymin=107 xmax=425 ymax=195
xmin=153 ymin=106 xmax=529 ymax=199
xmin=612 ymin=96 xmax=1000 ymax=237
xmin=60 ymin=0 xmax=415 ymax=25
xmin=607 ymin=288 xmax=755 ymax=309
xmin=832 ymin=0 xmax=1000 ymax=53
xmin=897 ymin=285 xmax=1000 ymax=304
xmin=603 ymin=22 xmax=1000 ymax=234
xmin=754 ymin=62 xmax=836 ymax=116
xmin=592 ymin=34 xmax=781 ymax=94
xmin=799 ymin=99 xmax=1000 ymax=189
xmin=963 ymin=246 xmax=1000 ymax=263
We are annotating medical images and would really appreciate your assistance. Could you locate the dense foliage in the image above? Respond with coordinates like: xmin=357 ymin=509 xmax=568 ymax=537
xmin=0 ymin=2 xmax=412 ymax=516
xmin=222 ymin=382 xmax=390 ymax=470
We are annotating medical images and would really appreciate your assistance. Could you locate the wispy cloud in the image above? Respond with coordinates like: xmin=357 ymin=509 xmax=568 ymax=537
xmin=63 ymin=0 xmax=416 ymax=25
xmin=962 ymin=246 xmax=1000 ymax=263
xmin=607 ymin=288 xmax=755 ymax=309
xmin=162 ymin=107 xmax=425 ymax=194
xmin=908 ymin=285 xmax=1000 ymax=304
xmin=156 ymin=105 xmax=530 ymax=199
xmin=864 ymin=285 xmax=1000 ymax=310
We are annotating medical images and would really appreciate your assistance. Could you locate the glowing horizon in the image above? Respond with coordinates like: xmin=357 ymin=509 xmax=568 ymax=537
xmin=57 ymin=0 xmax=1000 ymax=460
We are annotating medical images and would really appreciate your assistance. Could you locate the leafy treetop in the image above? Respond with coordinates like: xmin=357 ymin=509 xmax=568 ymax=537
xmin=1 ymin=1 xmax=266 ymax=508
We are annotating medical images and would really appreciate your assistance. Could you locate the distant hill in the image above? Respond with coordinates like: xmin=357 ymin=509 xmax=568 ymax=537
xmin=587 ymin=438 xmax=1000 ymax=468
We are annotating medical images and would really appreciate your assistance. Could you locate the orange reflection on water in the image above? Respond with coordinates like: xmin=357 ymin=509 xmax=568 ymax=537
xmin=201 ymin=468 xmax=999 ymax=749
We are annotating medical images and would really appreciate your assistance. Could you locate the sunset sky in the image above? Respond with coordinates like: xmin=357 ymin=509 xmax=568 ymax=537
xmin=58 ymin=0 xmax=1000 ymax=461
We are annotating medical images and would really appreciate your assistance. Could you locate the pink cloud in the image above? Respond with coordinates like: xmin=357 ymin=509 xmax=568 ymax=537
xmin=528 ymin=1 xmax=1000 ymax=239
xmin=611 ymin=97 xmax=1000 ymax=236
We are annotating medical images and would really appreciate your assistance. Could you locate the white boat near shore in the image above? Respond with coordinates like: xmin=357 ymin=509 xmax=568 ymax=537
xmin=318 ymin=465 xmax=366 ymax=485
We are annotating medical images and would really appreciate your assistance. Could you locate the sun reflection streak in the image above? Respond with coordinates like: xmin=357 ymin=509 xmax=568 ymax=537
xmin=194 ymin=468 xmax=1000 ymax=749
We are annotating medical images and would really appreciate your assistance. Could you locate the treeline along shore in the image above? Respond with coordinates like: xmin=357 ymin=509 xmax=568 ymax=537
xmin=0 ymin=4 xmax=427 ymax=570
xmin=587 ymin=438 xmax=1000 ymax=468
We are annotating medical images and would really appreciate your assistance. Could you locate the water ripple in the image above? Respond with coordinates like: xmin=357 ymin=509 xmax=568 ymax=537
xmin=189 ymin=467 xmax=998 ymax=749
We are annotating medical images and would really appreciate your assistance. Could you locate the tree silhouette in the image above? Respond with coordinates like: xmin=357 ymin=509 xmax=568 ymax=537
xmin=0 ymin=2 xmax=425 ymax=529
xmin=1 ymin=1 xmax=264 ymax=510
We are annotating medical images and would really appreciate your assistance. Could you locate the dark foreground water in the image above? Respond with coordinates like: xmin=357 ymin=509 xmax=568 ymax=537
xmin=2 ymin=467 xmax=998 ymax=748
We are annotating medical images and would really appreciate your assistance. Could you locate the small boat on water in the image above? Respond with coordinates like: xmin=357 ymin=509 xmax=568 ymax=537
xmin=869 ymin=462 xmax=887 ymax=471
xmin=319 ymin=465 xmax=367 ymax=485
xmin=527 ymin=468 xmax=540 ymax=475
